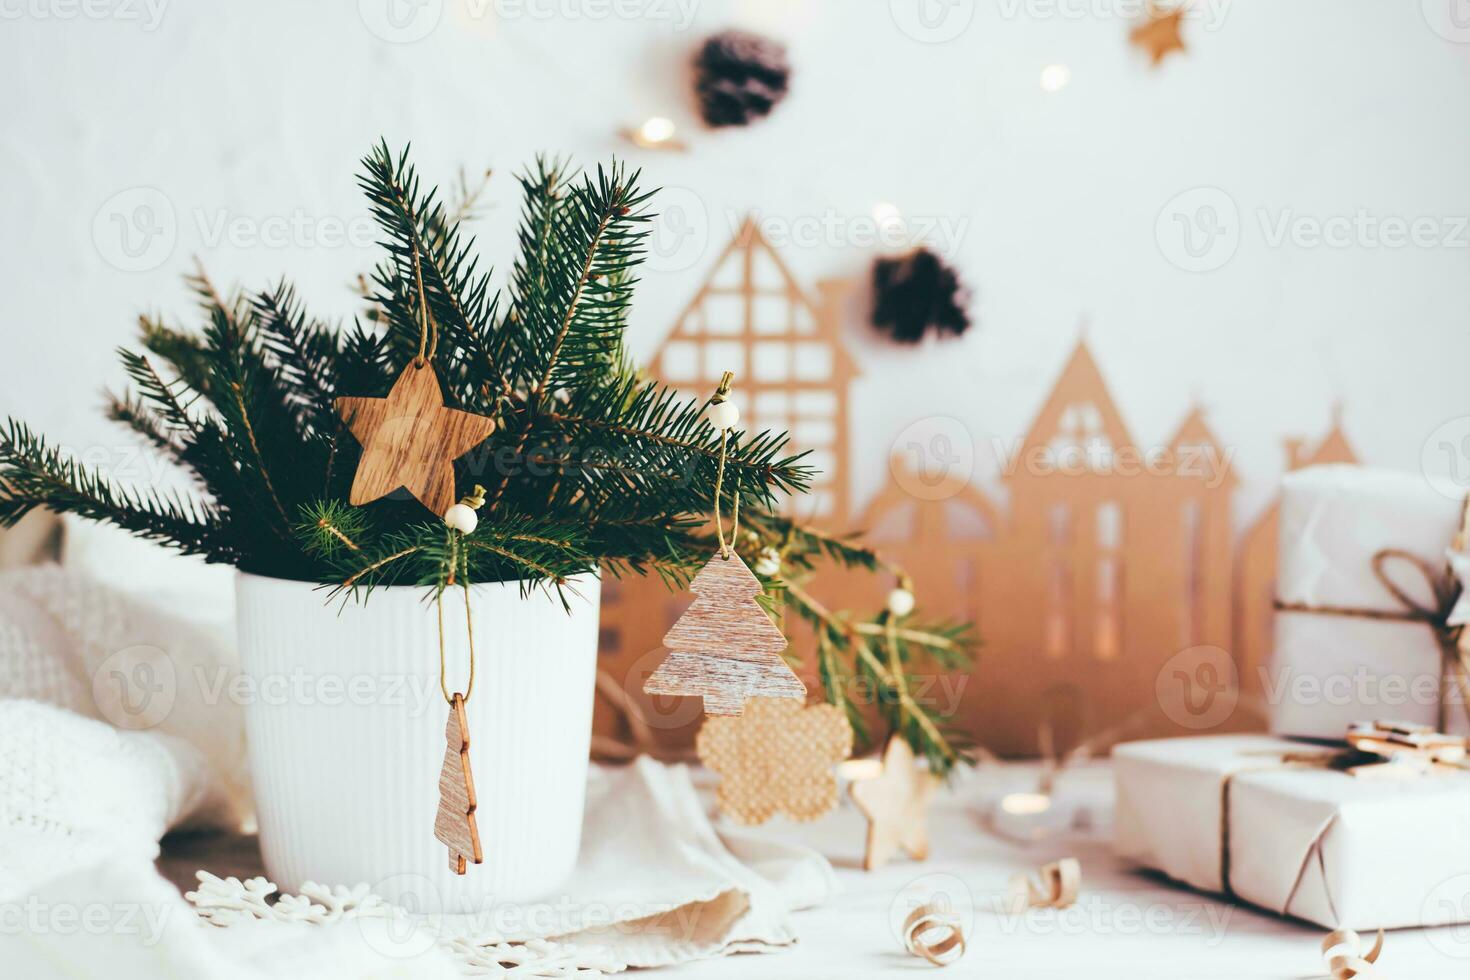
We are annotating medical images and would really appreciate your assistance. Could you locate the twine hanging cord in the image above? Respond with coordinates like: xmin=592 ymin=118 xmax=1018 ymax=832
xmin=437 ymin=582 xmax=476 ymax=706
xmin=438 ymin=490 xmax=485 ymax=706
xmin=710 ymin=371 xmax=741 ymax=560
xmin=410 ymin=235 xmax=439 ymax=368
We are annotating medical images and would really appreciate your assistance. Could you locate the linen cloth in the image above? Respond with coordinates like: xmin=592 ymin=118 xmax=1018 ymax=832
xmin=434 ymin=755 xmax=835 ymax=963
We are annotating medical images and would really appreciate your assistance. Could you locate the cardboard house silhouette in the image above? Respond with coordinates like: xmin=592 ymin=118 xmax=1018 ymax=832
xmin=597 ymin=220 xmax=1350 ymax=757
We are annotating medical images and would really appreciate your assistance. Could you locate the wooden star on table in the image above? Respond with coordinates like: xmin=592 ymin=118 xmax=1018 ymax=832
xmin=1130 ymin=3 xmax=1187 ymax=67
xmin=335 ymin=361 xmax=498 ymax=517
xmin=849 ymin=735 xmax=941 ymax=871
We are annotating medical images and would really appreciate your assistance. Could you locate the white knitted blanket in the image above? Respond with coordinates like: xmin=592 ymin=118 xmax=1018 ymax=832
xmin=0 ymin=565 xmax=247 ymax=898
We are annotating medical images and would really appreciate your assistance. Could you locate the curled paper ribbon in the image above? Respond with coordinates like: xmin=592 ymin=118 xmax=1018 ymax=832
xmin=902 ymin=904 xmax=967 ymax=967
xmin=1007 ymin=857 xmax=1081 ymax=910
xmin=1322 ymin=928 xmax=1384 ymax=980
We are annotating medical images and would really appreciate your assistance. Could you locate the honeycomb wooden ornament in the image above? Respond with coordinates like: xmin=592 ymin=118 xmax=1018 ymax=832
xmin=644 ymin=551 xmax=806 ymax=715
xmin=696 ymin=696 xmax=852 ymax=825
xmin=848 ymin=735 xmax=942 ymax=871
xmin=435 ymin=693 xmax=482 ymax=874
xmin=336 ymin=361 xmax=498 ymax=517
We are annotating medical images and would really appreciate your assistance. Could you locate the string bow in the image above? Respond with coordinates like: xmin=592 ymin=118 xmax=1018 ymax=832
xmin=1277 ymin=543 xmax=1470 ymax=732
xmin=1368 ymin=547 xmax=1470 ymax=731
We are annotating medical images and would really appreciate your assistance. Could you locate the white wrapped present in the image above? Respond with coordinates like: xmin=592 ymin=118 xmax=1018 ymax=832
xmin=1114 ymin=734 xmax=1470 ymax=930
xmin=1271 ymin=465 xmax=1470 ymax=738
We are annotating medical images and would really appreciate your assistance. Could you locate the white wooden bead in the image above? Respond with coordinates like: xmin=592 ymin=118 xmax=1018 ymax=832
xmin=444 ymin=503 xmax=478 ymax=534
xmin=886 ymin=587 xmax=915 ymax=618
xmin=753 ymin=547 xmax=782 ymax=577
xmin=708 ymin=400 xmax=740 ymax=430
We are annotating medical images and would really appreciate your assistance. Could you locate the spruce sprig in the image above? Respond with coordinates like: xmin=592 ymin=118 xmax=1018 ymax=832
xmin=0 ymin=140 xmax=976 ymax=772
xmin=0 ymin=141 xmax=808 ymax=591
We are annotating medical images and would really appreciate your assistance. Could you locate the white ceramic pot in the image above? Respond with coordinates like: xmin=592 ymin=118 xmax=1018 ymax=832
xmin=235 ymin=571 xmax=601 ymax=910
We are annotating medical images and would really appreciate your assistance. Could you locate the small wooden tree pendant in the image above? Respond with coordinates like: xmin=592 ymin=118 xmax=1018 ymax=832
xmin=644 ymin=551 xmax=806 ymax=715
xmin=435 ymin=693 xmax=482 ymax=874
xmin=335 ymin=361 xmax=498 ymax=517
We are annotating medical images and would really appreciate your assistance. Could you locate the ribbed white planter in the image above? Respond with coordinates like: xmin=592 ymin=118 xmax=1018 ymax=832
xmin=235 ymin=571 xmax=600 ymax=910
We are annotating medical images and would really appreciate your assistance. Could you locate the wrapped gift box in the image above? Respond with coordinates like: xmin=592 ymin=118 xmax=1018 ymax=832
xmin=1114 ymin=735 xmax=1470 ymax=930
xmin=1271 ymin=465 xmax=1468 ymax=738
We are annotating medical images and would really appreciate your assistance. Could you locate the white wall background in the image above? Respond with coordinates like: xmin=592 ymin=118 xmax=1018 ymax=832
xmin=4 ymin=0 xmax=1470 ymax=528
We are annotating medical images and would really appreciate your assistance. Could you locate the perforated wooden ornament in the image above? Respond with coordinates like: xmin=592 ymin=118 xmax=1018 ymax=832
xmin=696 ymin=696 xmax=852 ymax=824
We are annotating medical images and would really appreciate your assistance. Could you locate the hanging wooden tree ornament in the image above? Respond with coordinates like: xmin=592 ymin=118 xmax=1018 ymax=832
xmin=335 ymin=272 xmax=497 ymax=517
xmin=437 ymin=692 xmax=481 ymax=873
xmin=849 ymin=734 xmax=942 ymax=871
xmin=697 ymin=696 xmax=853 ymax=824
xmin=644 ymin=372 xmax=806 ymax=715
xmin=434 ymin=485 xmax=488 ymax=875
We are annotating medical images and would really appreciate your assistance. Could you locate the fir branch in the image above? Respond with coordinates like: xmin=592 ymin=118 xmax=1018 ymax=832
xmin=105 ymin=391 xmax=180 ymax=453
xmin=516 ymin=162 xmax=653 ymax=396
xmin=137 ymin=315 xmax=215 ymax=400
xmin=359 ymin=141 xmax=507 ymax=407
xmin=782 ymin=576 xmax=972 ymax=776
xmin=296 ymin=499 xmax=367 ymax=557
xmin=227 ymin=379 xmax=293 ymax=535
xmin=0 ymin=419 xmax=230 ymax=560
xmin=253 ymin=281 xmax=342 ymax=437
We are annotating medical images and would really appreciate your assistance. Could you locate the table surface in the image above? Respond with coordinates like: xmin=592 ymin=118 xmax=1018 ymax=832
xmin=158 ymin=762 xmax=1470 ymax=978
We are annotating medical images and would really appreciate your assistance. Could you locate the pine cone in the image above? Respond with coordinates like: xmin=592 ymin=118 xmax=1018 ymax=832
xmin=871 ymin=248 xmax=972 ymax=344
xmin=694 ymin=30 xmax=790 ymax=128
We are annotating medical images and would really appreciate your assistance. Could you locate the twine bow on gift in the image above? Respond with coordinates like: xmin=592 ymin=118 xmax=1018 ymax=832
xmin=1276 ymin=497 xmax=1470 ymax=732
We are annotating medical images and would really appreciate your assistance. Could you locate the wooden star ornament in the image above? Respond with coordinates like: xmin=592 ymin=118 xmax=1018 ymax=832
xmin=1130 ymin=2 xmax=1187 ymax=67
xmin=849 ymin=735 xmax=941 ymax=871
xmin=335 ymin=362 xmax=497 ymax=517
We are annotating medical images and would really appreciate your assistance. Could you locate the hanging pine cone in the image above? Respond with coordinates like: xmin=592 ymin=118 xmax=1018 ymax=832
xmin=871 ymin=248 xmax=972 ymax=344
xmin=694 ymin=30 xmax=790 ymax=128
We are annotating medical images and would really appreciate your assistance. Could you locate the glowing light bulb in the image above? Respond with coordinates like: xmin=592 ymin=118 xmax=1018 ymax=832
xmin=872 ymin=201 xmax=906 ymax=246
xmin=638 ymin=116 xmax=676 ymax=144
xmin=1040 ymin=64 xmax=1071 ymax=93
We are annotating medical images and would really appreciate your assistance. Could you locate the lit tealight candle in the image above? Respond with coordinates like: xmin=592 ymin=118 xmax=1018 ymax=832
xmin=999 ymin=792 xmax=1052 ymax=816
